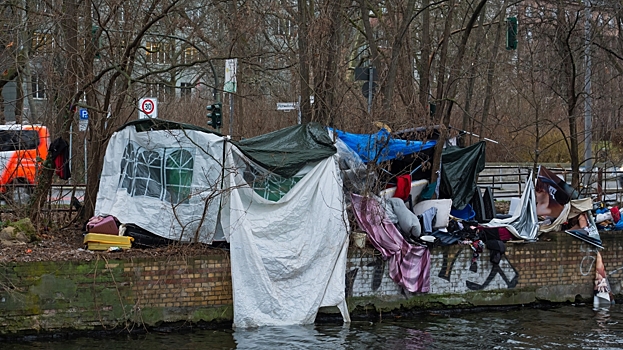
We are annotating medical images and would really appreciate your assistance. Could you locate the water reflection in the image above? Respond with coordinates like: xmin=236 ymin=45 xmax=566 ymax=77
xmin=8 ymin=304 xmax=623 ymax=350
xmin=233 ymin=324 xmax=348 ymax=350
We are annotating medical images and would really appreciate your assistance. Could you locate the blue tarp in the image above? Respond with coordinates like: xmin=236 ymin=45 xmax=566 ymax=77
xmin=332 ymin=128 xmax=436 ymax=163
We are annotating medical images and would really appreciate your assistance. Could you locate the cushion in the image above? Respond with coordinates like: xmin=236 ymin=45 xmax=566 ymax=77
xmin=412 ymin=199 xmax=453 ymax=229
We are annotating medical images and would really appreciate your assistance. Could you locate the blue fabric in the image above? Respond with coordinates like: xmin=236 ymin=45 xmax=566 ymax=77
xmin=614 ymin=219 xmax=623 ymax=230
xmin=451 ymin=204 xmax=476 ymax=220
xmin=331 ymin=128 xmax=436 ymax=163
xmin=596 ymin=207 xmax=609 ymax=214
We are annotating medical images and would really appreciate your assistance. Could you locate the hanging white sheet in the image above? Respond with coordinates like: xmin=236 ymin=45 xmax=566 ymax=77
xmin=222 ymin=146 xmax=351 ymax=328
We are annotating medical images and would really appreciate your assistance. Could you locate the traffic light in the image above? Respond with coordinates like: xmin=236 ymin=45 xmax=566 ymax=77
xmin=206 ymin=103 xmax=222 ymax=128
xmin=506 ymin=17 xmax=518 ymax=50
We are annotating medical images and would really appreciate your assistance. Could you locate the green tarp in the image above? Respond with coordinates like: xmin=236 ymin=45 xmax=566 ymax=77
xmin=440 ymin=141 xmax=486 ymax=210
xmin=235 ymin=122 xmax=337 ymax=178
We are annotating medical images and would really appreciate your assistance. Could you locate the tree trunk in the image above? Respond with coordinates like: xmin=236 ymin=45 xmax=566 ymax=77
xmin=315 ymin=0 xmax=342 ymax=126
xmin=419 ymin=0 xmax=431 ymax=113
xmin=430 ymin=0 xmax=488 ymax=188
xmin=383 ymin=0 xmax=416 ymax=113
xmin=555 ymin=5 xmax=580 ymax=188
xmin=298 ymin=0 xmax=312 ymax=124
xmin=461 ymin=5 xmax=488 ymax=146
xmin=480 ymin=1 xmax=506 ymax=140
xmin=28 ymin=0 xmax=80 ymax=225
xmin=14 ymin=74 xmax=23 ymax=124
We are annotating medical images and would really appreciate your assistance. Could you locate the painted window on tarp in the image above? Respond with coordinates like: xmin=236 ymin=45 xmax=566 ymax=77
xmin=118 ymin=141 xmax=195 ymax=204
xmin=165 ymin=149 xmax=193 ymax=204
xmin=133 ymin=149 xmax=162 ymax=198
xmin=232 ymin=151 xmax=301 ymax=202
xmin=119 ymin=142 xmax=136 ymax=194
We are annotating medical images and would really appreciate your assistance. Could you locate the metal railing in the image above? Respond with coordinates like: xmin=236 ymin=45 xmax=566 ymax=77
xmin=478 ymin=165 xmax=623 ymax=203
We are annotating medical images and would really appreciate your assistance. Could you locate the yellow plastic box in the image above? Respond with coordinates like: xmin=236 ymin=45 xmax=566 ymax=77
xmin=83 ymin=233 xmax=133 ymax=251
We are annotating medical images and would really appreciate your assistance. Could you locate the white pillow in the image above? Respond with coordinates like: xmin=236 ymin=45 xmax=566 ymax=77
xmin=412 ymin=199 xmax=453 ymax=229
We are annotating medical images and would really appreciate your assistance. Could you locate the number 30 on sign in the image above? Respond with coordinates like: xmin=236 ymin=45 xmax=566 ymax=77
xmin=138 ymin=97 xmax=158 ymax=119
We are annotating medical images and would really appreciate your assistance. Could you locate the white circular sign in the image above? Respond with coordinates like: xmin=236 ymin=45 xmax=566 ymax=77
xmin=142 ymin=99 xmax=155 ymax=115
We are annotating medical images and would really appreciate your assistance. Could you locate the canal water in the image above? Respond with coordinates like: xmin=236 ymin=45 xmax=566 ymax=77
xmin=8 ymin=304 xmax=623 ymax=349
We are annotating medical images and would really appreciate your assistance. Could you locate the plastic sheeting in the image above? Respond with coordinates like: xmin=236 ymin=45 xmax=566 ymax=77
xmin=331 ymin=128 xmax=436 ymax=164
xmin=440 ymin=141 xmax=486 ymax=210
xmin=95 ymin=123 xmax=225 ymax=243
xmin=222 ymin=147 xmax=351 ymax=328
xmin=484 ymin=172 xmax=539 ymax=241
xmin=235 ymin=122 xmax=336 ymax=178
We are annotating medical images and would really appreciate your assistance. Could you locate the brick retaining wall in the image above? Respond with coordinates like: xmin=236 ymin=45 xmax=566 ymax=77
xmin=1 ymin=232 xmax=622 ymax=335
xmin=346 ymin=231 xmax=623 ymax=311
xmin=0 ymin=255 xmax=232 ymax=335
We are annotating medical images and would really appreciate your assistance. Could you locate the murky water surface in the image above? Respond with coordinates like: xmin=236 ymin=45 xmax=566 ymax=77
xmin=9 ymin=304 xmax=623 ymax=349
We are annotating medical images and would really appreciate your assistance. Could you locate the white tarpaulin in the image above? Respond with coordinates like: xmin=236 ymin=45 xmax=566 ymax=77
xmin=222 ymin=146 xmax=351 ymax=328
xmin=95 ymin=125 xmax=225 ymax=243
xmin=484 ymin=172 xmax=539 ymax=241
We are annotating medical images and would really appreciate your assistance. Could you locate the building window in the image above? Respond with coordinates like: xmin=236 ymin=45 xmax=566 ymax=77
xmin=180 ymin=82 xmax=192 ymax=99
xmin=182 ymin=47 xmax=199 ymax=64
xmin=32 ymin=32 xmax=54 ymax=55
xmin=277 ymin=18 xmax=291 ymax=36
xmin=147 ymin=83 xmax=169 ymax=103
xmin=145 ymin=41 xmax=171 ymax=64
xmin=32 ymin=75 xmax=46 ymax=99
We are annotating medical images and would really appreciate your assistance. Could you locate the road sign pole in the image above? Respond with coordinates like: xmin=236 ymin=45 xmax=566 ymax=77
xmin=69 ymin=124 xmax=72 ymax=185
xmin=297 ymin=95 xmax=302 ymax=125
xmin=368 ymin=67 xmax=374 ymax=114
xmin=229 ymin=93 xmax=234 ymax=135
xmin=84 ymin=136 xmax=87 ymax=184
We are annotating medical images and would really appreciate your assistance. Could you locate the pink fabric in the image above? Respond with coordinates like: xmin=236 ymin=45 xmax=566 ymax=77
xmin=351 ymin=194 xmax=430 ymax=293
xmin=498 ymin=227 xmax=513 ymax=241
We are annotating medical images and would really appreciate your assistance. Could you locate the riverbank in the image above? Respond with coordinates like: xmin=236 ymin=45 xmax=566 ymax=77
xmin=1 ymin=231 xmax=620 ymax=338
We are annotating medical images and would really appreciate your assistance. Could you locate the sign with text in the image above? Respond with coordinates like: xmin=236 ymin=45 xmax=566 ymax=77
xmin=78 ymin=108 xmax=89 ymax=131
xmin=138 ymin=97 xmax=158 ymax=119
xmin=224 ymin=59 xmax=237 ymax=93
xmin=277 ymin=102 xmax=297 ymax=111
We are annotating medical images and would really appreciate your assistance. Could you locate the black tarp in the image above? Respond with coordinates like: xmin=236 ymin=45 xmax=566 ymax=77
xmin=440 ymin=141 xmax=486 ymax=210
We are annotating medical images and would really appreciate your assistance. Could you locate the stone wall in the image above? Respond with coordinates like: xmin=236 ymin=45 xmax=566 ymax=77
xmin=1 ymin=232 xmax=623 ymax=335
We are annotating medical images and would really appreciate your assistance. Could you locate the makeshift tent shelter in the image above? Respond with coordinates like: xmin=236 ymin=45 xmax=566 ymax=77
xmin=96 ymin=119 xmax=225 ymax=243
xmin=95 ymin=119 xmax=351 ymax=327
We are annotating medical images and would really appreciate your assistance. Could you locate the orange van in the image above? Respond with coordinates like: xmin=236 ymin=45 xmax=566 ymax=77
xmin=0 ymin=124 xmax=50 ymax=203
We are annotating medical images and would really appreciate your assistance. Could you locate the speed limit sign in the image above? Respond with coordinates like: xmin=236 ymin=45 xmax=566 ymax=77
xmin=138 ymin=97 xmax=158 ymax=119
